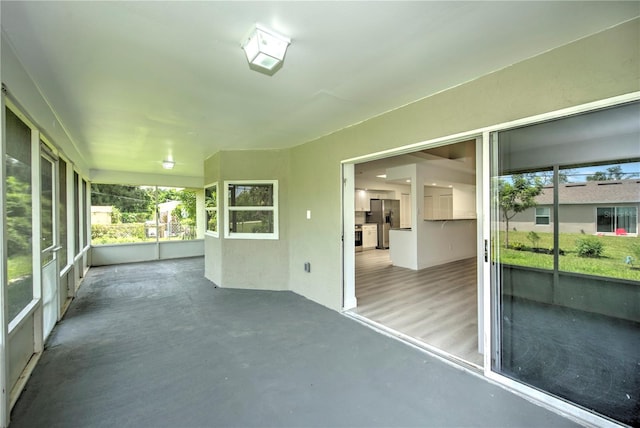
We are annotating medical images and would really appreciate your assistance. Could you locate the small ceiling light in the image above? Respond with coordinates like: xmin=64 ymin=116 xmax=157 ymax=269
xmin=376 ymin=174 xmax=387 ymax=178
xmin=162 ymin=160 xmax=175 ymax=170
xmin=406 ymin=179 xmax=411 ymax=183
xmin=432 ymin=182 xmax=437 ymax=186
xmin=241 ymin=24 xmax=290 ymax=74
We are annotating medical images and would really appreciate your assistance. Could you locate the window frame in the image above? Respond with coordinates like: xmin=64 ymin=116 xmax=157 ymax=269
xmin=204 ymin=182 xmax=219 ymax=237
xmin=534 ymin=206 xmax=551 ymax=225
xmin=224 ymin=180 xmax=279 ymax=240
xmin=596 ymin=205 xmax=638 ymax=234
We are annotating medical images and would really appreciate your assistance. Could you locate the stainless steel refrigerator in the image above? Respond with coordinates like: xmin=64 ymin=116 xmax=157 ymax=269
xmin=367 ymin=199 xmax=400 ymax=249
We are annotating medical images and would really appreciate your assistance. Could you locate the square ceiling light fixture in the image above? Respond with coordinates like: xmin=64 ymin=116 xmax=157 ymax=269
xmin=162 ymin=160 xmax=175 ymax=170
xmin=241 ymin=24 xmax=290 ymax=75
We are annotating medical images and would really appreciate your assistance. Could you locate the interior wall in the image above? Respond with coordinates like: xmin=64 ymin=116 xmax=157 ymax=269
xmin=288 ymin=19 xmax=640 ymax=310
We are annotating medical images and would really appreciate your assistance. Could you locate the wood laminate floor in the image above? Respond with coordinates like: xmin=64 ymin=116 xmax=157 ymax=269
xmin=354 ymin=249 xmax=483 ymax=366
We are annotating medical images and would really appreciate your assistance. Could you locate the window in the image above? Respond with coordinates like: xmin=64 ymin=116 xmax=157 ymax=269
xmin=91 ymin=185 xmax=199 ymax=244
xmin=83 ymin=179 xmax=89 ymax=248
xmin=156 ymin=187 xmax=198 ymax=240
xmin=5 ymin=107 xmax=34 ymax=322
xmin=59 ymin=159 xmax=68 ymax=269
xmin=74 ymin=171 xmax=80 ymax=255
xmin=224 ymin=181 xmax=278 ymax=239
xmin=597 ymin=206 xmax=637 ymax=234
xmin=205 ymin=183 xmax=218 ymax=236
xmin=535 ymin=207 xmax=550 ymax=225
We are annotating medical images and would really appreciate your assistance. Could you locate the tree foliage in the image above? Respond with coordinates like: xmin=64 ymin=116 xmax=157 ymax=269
xmin=91 ymin=184 xmax=154 ymax=218
xmin=586 ymin=165 xmax=635 ymax=181
xmin=229 ymin=184 xmax=274 ymax=233
xmin=498 ymin=174 xmax=543 ymax=247
xmin=6 ymin=176 xmax=32 ymax=255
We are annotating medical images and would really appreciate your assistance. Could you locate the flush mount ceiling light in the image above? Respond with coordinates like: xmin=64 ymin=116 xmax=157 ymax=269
xmin=241 ymin=24 xmax=290 ymax=74
xmin=162 ymin=160 xmax=175 ymax=170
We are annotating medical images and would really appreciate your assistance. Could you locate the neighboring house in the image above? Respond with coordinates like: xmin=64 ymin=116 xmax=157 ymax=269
xmin=90 ymin=206 xmax=113 ymax=225
xmin=157 ymin=200 xmax=183 ymax=238
xmin=509 ymin=179 xmax=639 ymax=235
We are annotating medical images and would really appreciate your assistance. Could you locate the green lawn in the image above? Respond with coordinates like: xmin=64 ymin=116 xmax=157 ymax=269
xmin=8 ymin=254 xmax=32 ymax=282
xmin=499 ymin=231 xmax=640 ymax=281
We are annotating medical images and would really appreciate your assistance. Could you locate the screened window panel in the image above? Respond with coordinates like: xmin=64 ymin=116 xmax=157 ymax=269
xmin=5 ymin=108 xmax=34 ymax=322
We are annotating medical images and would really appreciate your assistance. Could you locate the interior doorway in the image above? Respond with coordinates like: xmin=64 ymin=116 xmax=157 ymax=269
xmin=343 ymin=137 xmax=484 ymax=368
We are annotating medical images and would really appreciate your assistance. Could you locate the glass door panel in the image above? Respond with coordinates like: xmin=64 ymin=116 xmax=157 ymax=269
xmin=490 ymin=101 xmax=640 ymax=426
xmin=41 ymin=151 xmax=58 ymax=340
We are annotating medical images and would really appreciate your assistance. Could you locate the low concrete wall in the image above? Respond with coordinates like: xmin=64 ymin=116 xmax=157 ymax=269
xmin=502 ymin=265 xmax=640 ymax=323
xmin=91 ymin=240 xmax=204 ymax=266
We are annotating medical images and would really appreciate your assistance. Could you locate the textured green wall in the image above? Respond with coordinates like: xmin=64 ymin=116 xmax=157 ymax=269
xmin=204 ymin=150 xmax=290 ymax=290
xmin=203 ymin=20 xmax=639 ymax=308
xmin=288 ymin=19 xmax=640 ymax=310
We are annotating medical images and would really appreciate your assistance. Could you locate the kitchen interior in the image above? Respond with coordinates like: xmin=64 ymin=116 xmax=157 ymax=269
xmin=353 ymin=139 xmax=482 ymax=367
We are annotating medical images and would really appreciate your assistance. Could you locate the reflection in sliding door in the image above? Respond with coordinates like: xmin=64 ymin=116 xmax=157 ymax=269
xmin=490 ymin=101 xmax=640 ymax=426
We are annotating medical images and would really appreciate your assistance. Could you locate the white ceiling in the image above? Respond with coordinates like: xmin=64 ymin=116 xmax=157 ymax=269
xmin=1 ymin=1 xmax=638 ymax=181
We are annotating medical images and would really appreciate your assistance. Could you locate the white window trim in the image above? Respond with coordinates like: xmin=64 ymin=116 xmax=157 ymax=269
xmin=204 ymin=182 xmax=219 ymax=237
xmin=535 ymin=207 xmax=550 ymax=225
xmin=224 ymin=180 xmax=278 ymax=240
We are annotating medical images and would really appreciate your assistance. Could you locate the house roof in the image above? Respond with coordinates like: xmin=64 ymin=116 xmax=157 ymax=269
xmin=537 ymin=179 xmax=640 ymax=205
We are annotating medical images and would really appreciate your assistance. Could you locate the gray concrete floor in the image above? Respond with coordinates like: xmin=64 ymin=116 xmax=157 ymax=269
xmin=10 ymin=257 xmax=581 ymax=428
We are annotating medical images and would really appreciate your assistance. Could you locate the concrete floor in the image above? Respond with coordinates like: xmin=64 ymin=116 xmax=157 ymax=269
xmin=10 ymin=257 xmax=581 ymax=428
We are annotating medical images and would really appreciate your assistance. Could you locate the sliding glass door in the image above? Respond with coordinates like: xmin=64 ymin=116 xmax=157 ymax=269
xmin=490 ymin=101 xmax=640 ymax=426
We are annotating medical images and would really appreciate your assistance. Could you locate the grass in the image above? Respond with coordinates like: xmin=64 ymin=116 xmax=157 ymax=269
xmin=499 ymin=231 xmax=640 ymax=281
xmin=8 ymin=254 xmax=32 ymax=282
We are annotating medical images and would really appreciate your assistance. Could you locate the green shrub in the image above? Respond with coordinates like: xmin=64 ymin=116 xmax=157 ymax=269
xmin=575 ymin=237 xmax=604 ymax=258
xmin=91 ymin=223 xmax=146 ymax=242
xmin=526 ymin=231 xmax=541 ymax=248
xmin=509 ymin=242 xmax=527 ymax=251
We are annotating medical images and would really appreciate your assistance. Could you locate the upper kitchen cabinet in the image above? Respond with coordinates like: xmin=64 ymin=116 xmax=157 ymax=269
xmin=355 ymin=189 xmax=368 ymax=211
xmin=354 ymin=189 xmax=393 ymax=211
xmin=423 ymin=184 xmax=476 ymax=220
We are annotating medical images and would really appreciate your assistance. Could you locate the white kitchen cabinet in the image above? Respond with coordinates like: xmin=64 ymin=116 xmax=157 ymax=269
xmin=368 ymin=191 xmax=388 ymax=201
xmin=400 ymin=193 xmax=412 ymax=228
xmin=355 ymin=189 xmax=368 ymax=211
xmin=362 ymin=224 xmax=378 ymax=249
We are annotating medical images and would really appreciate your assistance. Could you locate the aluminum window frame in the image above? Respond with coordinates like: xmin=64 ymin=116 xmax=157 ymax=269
xmin=204 ymin=182 xmax=219 ymax=237
xmin=224 ymin=180 xmax=279 ymax=240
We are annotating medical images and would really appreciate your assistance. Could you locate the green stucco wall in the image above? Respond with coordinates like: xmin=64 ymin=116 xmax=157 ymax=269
xmin=203 ymin=19 xmax=639 ymax=309
xmin=288 ymin=19 xmax=640 ymax=310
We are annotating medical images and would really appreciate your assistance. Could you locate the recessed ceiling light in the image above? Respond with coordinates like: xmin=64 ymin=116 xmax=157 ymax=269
xmin=406 ymin=179 xmax=411 ymax=183
xmin=432 ymin=182 xmax=437 ymax=186
xmin=448 ymin=185 xmax=453 ymax=188
xmin=376 ymin=174 xmax=387 ymax=178
xmin=162 ymin=160 xmax=175 ymax=170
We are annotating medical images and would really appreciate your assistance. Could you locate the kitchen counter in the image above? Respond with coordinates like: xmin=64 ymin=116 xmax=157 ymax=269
xmin=424 ymin=218 xmax=477 ymax=221
xmin=389 ymin=228 xmax=417 ymax=269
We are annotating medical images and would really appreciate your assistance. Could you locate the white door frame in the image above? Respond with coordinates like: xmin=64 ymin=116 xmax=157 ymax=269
xmin=341 ymin=134 xmax=486 ymax=361
xmin=40 ymin=148 xmax=59 ymax=342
